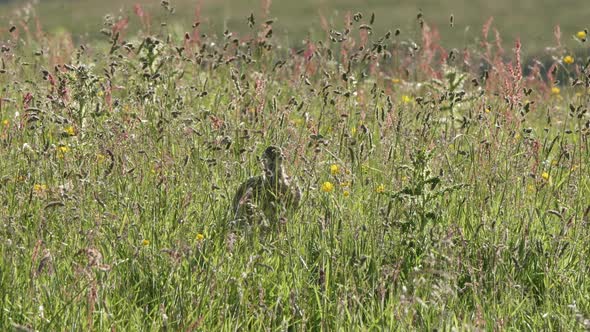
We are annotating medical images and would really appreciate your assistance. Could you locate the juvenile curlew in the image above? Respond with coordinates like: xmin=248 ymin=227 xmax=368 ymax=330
xmin=231 ymin=146 xmax=301 ymax=224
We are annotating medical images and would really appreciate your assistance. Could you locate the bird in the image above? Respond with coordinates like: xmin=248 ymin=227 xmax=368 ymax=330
xmin=231 ymin=145 xmax=301 ymax=224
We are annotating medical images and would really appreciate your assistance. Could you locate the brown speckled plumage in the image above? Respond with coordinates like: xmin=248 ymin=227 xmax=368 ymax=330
xmin=232 ymin=146 xmax=301 ymax=223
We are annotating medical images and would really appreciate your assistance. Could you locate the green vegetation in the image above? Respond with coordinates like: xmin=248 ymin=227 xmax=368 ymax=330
xmin=2 ymin=0 xmax=589 ymax=54
xmin=1 ymin=1 xmax=589 ymax=330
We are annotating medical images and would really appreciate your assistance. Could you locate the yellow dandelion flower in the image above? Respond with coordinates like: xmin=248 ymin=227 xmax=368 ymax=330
xmin=563 ymin=55 xmax=574 ymax=65
xmin=551 ymin=87 xmax=561 ymax=95
xmin=541 ymin=172 xmax=550 ymax=181
xmin=56 ymin=146 xmax=69 ymax=159
xmin=33 ymin=184 xmax=47 ymax=193
xmin=2 ymin=119 xmax=9 ymax=127
xmin=196 ymin=233 xmax=205 ymax=241
xmin=401 ymin=95 xmax=413 ymax=104
xmin=343 ymin=190 xmax=350 ymax=197
xmin=577 ymin=30 xmax=587 ymax=41
xmin=321 ymin=181 xmax=334 ymax=193
xmin=142 ymin=239 xmax=150 ymax=246
xmin=485 ymin=108 xmax=491 ymax=113
xmin=64 ymin=126 xmax=75 ymax=136
xmin=375 ymin=184 xmax=385 ymax=193
xmin=330 ymin=164 xmax=340 ymax=175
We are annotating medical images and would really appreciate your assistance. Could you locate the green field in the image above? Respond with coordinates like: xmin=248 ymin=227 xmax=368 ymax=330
xmin=2 ymin=0 xmax=589 ymax=54
xmin=1 ymin=1 xmax=590 ymax=330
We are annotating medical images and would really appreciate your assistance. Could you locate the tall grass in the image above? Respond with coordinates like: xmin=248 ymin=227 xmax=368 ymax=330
xmin=0 ymin=2 xmax=589 ymax=330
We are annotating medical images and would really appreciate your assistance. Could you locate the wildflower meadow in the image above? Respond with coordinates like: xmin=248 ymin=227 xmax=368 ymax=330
xmin=1 ymin=1 xmax=589 ymax=330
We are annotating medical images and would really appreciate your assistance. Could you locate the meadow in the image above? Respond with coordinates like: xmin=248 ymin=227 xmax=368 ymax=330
xmin=1 ymin=0 xmax=588 ymax=54
xmin=1 ymin=1 xmax=590 ymax=330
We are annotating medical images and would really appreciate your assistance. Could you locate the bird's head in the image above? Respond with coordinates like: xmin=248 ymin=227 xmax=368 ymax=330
xmin=261 ymin=145 xmax=284 ymax=176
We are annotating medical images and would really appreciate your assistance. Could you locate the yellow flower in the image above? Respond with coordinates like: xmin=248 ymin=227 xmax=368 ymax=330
xmin=142 ymin=239 xmax=150 ymax=246
xmin=330 ymin=164 xmax=340 ymax=175
xmin=97 ymin=90 xmax=104 ymax=97
xmin=2 ymin=119 xmax=8 ymax=127
xmin=392 ymin=78 xmax=401 ymax=84
xmin=340 ymin=181 xmax=351 ymax=188
xmin=56 ymin=146 xmax=69 ymax=159
xmin=64 ymin=125 xmax=75 ymax=136
xmin=343 ymin=190 xmax=350 ymax=197
xmin=541 ymin=172 xmax=550 ymax=181
xmin=577 ymin=30 xmax=587 ymax=41
xmin=375 ymin=184 xmax=385 ymax=193
xmin=551 ymin=87 xmax=561 ymax=95
xmin=401 ymin=95 xmax=413 ymax=104
xmin=33 ymin=184 xmax=47 ymax=193
xmin=485 ymin=108 xmax=491 ymax=113
xmin=196 ymin=233 xmax=205 ymax=241
xmin=321 ymin=181 xmax=334 ymax=193
xmin=563 ymin=55 xmax=574 ymax=65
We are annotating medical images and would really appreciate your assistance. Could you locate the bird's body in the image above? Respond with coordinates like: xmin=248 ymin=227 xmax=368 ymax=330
xmin=231 ymin=146 xmax=301 ymax=223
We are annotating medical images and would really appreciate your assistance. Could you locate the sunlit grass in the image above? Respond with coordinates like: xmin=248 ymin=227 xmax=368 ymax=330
xmin=0 ymin=1 xmax=589 ymax=330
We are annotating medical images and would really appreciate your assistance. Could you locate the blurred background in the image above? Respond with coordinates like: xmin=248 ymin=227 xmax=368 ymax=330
xmin=1 ymin=0 xmax=588 ymax=55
